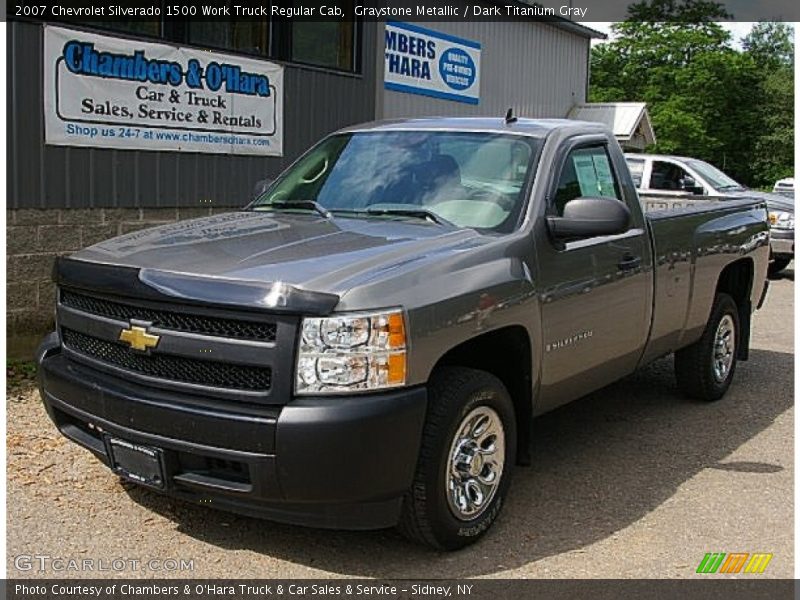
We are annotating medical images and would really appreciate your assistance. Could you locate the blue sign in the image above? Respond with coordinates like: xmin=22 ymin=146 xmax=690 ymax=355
xmin=384 ymin=22 xmax=481 ymax=105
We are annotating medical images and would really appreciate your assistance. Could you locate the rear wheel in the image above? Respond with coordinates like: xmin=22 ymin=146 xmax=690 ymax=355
xmin=398 ymin=367 xmax=516 ymax=550
xmin=675 ymin=293 xmax=739 ymax=401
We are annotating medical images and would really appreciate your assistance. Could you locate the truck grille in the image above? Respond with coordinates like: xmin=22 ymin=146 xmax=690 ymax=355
xmin=61 ymin=290 xmax=276 ymax=342
xmin=62 ymin=328 xmax=272 ymax=392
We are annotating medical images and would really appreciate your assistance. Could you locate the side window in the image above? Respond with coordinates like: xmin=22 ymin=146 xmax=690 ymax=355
xmin=626 ymin=159 xmax=645 ymax=188
xmin=554 ymin=146 xmax=621 ymax=216
xmin=650 ymin=161 xmax=690 ymax=191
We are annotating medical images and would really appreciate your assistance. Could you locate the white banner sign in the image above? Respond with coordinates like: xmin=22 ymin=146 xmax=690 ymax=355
xmin=384 ymin=21 xmax=481 ymax=105
xmin=44 ymin=25 xmax=283 ymax=156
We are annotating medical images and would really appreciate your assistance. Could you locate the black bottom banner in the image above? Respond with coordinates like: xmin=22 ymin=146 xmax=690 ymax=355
xmin=3 ymin=579 xmax=796 ymax=600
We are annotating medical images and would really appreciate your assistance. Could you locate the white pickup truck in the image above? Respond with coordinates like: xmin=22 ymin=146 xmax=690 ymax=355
xmin=626 ymin=153 xmax=794 ymax=275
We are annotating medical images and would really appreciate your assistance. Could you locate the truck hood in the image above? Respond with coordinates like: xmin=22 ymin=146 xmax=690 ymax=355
xmin=71 ymin=210 xmax=484 ymax=297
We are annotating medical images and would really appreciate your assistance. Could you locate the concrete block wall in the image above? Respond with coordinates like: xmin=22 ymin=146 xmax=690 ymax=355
xmin=6 ymin=207 xmax=233 ymax=359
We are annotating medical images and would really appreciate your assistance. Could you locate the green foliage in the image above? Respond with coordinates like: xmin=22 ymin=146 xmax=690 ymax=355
xmin=590 ymin=1 xmax=794 ymax=187
xmin=752 ymin=67 xmax=795 ymax=185
xmin=745 ymin=22 xmax=795 ymax=186
xmin=743 ymin=22 xmax=794 ymax=69
xmin=626 ymin=0 xmax=730 ymax=21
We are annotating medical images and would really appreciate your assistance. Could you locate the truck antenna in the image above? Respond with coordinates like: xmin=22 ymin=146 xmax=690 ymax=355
xmin=505 ymin=108 xmax=517 ymax=124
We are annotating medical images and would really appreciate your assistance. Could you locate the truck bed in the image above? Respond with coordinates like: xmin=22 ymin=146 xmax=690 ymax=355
xmin=639 ymin=195 xmax=770 ymax=366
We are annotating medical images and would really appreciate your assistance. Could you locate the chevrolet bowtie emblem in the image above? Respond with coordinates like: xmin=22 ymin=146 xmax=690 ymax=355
xmin=119 ymin=325 xmax=160 ymax=351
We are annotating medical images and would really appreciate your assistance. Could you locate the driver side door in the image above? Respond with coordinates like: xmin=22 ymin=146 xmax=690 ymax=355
xmin=535 ymin=138 xmax=653 ymax=412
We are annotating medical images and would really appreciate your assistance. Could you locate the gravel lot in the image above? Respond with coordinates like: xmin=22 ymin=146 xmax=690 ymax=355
xmin=6 ymin=271 xmax=793 ymax=579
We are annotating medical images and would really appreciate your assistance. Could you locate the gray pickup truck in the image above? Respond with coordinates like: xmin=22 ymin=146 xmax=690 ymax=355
xmin=37 ymin=118 xmax=770 ymax=550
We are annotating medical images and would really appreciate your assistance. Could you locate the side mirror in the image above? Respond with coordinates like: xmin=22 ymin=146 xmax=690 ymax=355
xmin=252 ymin=178 xmax=273 ymax=200
xmin=680 ymin=176 xmax=703 ymax=194
xmin=546 ymin=197 xmax=631 ymax=240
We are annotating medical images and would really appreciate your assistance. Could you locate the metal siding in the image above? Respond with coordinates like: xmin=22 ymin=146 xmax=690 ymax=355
xmin=8 ymin=21 xmax=377 ymax=209
xmin=381 ymin=20 xmax=588 ymax=120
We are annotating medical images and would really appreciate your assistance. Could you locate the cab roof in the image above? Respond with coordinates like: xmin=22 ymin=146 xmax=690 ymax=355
xmin=338 ymin=117 xmax=611 ymax=138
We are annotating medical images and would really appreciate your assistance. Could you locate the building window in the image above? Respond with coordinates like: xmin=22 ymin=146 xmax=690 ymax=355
xmin=188 ymin=21 xmax=270 ymax=57
xmin=102 ymin=20 xmax=162 ymax=38
xmin=64 ymin=18 xmax=162 ymax=40
xmin=62 ymin=1 xmax=360 ymax=73
xmin=291 ymin=21 xmax=355 ymax=71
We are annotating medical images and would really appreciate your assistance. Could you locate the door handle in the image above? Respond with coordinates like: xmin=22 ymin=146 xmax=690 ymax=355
xmin=618 ymin=255 xmax=642 ymax=271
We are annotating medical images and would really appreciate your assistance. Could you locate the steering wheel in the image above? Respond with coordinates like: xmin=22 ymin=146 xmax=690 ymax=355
xmin=300 ymin=158 xmax=329 ymax=184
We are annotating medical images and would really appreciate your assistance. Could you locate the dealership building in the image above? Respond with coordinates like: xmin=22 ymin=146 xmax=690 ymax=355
xmin=7 ymin=11 xmax=604 ymax=355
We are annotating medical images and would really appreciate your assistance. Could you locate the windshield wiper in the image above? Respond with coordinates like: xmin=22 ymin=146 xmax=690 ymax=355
xmin=364 ymin=207 xmax=454 ymax=226
xmin=268 ymin=200 xmax=332 ymax=219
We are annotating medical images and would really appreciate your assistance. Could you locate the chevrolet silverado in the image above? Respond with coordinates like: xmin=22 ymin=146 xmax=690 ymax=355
xmin=38 ymin=118 xmax=770 ymax=549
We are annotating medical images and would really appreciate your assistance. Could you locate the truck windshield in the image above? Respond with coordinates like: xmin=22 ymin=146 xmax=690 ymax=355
xmin=251 ymin=131 xmax=541 ymax=232
xmin=686 ymin=159 xmax=746 ymax=192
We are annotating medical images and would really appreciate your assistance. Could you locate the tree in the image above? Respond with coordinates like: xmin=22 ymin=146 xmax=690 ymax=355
xmin=751 ymin=69 xmax=794 ymax=185
xmin=744 ymin=22 xmax=794 ymax=186
xmin=743 ymin=22 xmax=794 ymax=70
xmin=625 ymin=0 xmax=730 ymax=22
xmin=589 ymin=1 xmax=793 ymax=187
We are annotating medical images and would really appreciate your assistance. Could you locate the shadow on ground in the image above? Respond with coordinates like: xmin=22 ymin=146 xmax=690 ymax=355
xmin=769 ymin=267 xmax=794 ymax=282
xmin=125 ymin=348 xmax=793 ymax=577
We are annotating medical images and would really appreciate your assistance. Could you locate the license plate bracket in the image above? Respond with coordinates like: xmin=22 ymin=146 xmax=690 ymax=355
xmin=106 ymin=437 xmax=165 ymax=489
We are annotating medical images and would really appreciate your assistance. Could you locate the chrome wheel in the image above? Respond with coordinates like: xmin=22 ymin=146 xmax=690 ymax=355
xmin=446 ymin=406 xmax=505 ymax=521
xmin=712 ymin=314 xmax=736 ymax=382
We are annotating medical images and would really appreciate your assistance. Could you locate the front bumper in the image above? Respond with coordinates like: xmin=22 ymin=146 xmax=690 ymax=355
xmin=36 ymin=333 xmax=427 ymax=530
xmin=770 ymin=228 xmax=794 ymax=257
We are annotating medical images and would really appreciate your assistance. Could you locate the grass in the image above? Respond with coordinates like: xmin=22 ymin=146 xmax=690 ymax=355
xmin=7 ymin=359 xmax=37 ymax=394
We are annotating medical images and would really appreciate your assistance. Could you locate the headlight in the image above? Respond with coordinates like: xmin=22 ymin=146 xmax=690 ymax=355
xmin=296 ymin=309 xmax=407 ymax=394
xmin=768 ymin=210 xmax=794 ymax=230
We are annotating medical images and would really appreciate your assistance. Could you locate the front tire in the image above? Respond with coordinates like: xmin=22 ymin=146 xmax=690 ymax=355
xmin=398 ymin=367 xmax=516 ymax=550
xmin=675 ymin=293 xmax=739 ymax=401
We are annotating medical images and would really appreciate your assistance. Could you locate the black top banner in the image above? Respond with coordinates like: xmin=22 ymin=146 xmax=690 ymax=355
xmin=6 ymin=0 xmax=800 ymax=23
